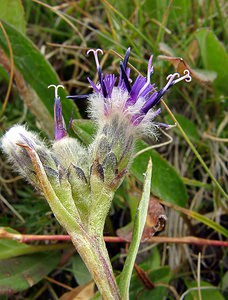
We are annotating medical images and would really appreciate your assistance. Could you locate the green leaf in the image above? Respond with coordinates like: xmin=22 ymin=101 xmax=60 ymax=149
xmin=130 ymin=266 xmax=171 ymax=300
xmin=184 ymin=280 xmax=225 ymax=300
xmin=195 ymin=28 xmax=228 ymax=94
xmin=221 ymin=271 xmax=228 ymax=294
xmin=140 ymin=246 xmax=161 ymax=270
xmin=166 ymin=113 xmax=200 ymax=142
xmin=71 ymin=255 xmax=92 ymax=285
xmin=0 ymin=238 xmax=70 ymax=260
xmin=0 ymin=64 xmax=9 ymax=81
xmin=0 ymin=20 xmax=79 ymax=135
xmin=0 ymin=0 xmax=26 ymax=33
xmin=119 ymin=159 xmax=152 ymax=300
xmin=131 ymin=140 xmax=188 ymax=207
xmin=0 ymin=252 xmax=60 ymax=294
xmin=0 ymin=237 xmax=30 ymax=260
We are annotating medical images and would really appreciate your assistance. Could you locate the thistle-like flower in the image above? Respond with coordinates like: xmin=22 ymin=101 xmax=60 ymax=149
xmin=68 ymin=48 xmax=191 ymax=189
xmin=69 ymin=48 xmax=191 ymax=134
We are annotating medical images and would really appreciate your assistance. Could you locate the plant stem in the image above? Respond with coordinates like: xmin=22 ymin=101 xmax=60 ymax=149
xmin=70 ymin=231 xmax=121 ymax=300
xmin=88 ymin=190 xmax=114 ymax=237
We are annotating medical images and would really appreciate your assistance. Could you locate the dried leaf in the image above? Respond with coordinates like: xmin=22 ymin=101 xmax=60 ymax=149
xmin=117 ymin=197 xmax=167 ymax=243
xmin=60 ymin=282 xmax=95 ymax=300
xmin=158 ymin=55 xmax=217 ymax=83
xmin=141 ymin=197 xmax=167 ymax=242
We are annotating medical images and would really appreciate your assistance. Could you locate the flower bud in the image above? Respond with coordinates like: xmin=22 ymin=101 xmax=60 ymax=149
xmin=53 ymin=137 xmax=88 ymax=173
xmin=90 ymin=116 xmax=134 ymax=191
xmin=1 ymin=125 xmax=47 ymax=188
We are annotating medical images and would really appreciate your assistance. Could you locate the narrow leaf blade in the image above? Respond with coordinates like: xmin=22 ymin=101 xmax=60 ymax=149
xmin=119 ymin=159 xmax=152 ymax=299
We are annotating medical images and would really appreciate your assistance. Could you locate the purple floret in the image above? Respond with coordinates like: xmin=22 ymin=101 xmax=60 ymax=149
xmin=54 ymin=97 xmax=67 ymax=141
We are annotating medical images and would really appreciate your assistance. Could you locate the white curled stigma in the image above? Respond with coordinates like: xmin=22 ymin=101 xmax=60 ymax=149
xmin=167 ymin=69 xmax=192 ymax=85
xmin=48 ymin=84 xmax=65 ymax=99
xmin=87 ymin=48 xmax=103 ymax=70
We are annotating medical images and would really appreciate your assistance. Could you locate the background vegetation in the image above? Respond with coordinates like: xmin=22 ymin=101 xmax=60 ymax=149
xmin=0 ymin=0 xmax=227 ymax=299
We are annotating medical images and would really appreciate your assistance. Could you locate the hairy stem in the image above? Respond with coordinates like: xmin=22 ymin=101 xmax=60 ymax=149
xmin=70 ymin=231 xmax=121 ymax=300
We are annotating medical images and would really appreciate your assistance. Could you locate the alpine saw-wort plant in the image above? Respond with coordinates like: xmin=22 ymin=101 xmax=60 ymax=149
xmin=1 ymin=48 xmax=191 ymax=299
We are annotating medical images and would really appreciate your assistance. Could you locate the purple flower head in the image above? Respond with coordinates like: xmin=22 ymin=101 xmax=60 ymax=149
xmin=68 ymin=48 xmax=192 ymax=137
xmin=48 ymin=84 xmax=68 ymax=141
